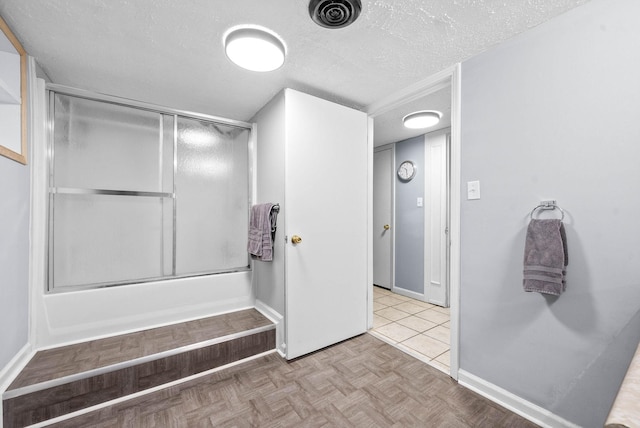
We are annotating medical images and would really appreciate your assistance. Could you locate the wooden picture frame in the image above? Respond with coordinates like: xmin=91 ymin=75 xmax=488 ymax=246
xmin=0 ymin=15 xmax=27 ymax=165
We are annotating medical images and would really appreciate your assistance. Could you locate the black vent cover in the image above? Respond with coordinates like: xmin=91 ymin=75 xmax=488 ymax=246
xmin=309 ymin=0 xmax=362 ymax=29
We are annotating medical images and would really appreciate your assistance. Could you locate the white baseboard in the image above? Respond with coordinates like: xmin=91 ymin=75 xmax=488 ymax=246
xmin=458 ymin=369 xmax=579 ymax=428
xmin=1 ymin=343 xmax=34 ymax=393
xmin=392 ymin=286 xmax=425 ymax=302
xmin=254 ymin=300 xmax=285 ymax=356
xmin=2 ymin=345 xmax=31 ymax=426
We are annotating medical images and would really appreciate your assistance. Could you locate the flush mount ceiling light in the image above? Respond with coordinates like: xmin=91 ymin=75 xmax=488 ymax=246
xmin=402 ymin=110 xmax=442 ymax=129
xmin=224 ymin=26 xmax=286 ymax=72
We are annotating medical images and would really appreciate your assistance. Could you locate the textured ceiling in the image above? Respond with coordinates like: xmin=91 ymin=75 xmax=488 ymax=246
xmin=0 ymin=0 xmax=590 ymax=144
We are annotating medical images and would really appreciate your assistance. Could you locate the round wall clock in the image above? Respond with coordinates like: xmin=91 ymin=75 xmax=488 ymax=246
xmin=397 ymin=160 xmax=416 ymax=181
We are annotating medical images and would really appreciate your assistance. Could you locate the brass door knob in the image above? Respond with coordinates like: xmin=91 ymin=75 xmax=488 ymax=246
xmin=383 ymin=224 xmax=390 ymax=230
xmin=291 ymin=235 xmax=302 ymax=244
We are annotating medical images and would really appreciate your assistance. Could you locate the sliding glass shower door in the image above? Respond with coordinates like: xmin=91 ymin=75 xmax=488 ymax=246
xmin=175 ymin=117 xmax=250 ymax=275
xmin=49 ymin=90 xmax=251 ymax=292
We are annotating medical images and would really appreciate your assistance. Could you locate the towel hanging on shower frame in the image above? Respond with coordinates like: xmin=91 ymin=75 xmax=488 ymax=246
xmin=270 ymin=204 xmax=280 ymax=241
xmin=248 ymin=203 xmax=280 ymax=262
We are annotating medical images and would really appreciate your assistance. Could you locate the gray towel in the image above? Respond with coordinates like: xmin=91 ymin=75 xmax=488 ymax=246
xmin=523 ymin=219 xmax=568 ymax=296
xmin=248 ymin=203 xmax=276 ymax=262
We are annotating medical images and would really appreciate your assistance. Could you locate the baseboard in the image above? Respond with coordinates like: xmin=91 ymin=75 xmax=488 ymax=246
xmin=0 ymin=343 xmax=34 ymax=393
xmin=254 ymin=300 xmax=285 ymax=356
xmin=391 ymin=286 xmax=425 ymax=302
xmin=457 ymin=369 xmax=579 ymax=428
xmin=1 ymin=342 xmax=34 ymax=427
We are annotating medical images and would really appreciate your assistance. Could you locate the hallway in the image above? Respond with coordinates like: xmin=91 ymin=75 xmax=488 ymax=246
xmin=369 ymin=286 xmax=451 ymax=374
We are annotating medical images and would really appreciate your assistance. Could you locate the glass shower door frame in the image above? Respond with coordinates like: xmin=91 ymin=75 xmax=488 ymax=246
xmin=46 ymin=84 xmax=254 ymax=293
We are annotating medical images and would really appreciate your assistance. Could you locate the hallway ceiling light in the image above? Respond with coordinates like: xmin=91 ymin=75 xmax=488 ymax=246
xmin=224 ymin=26 xmax=286 ymax=72
xmin=402 ymin=110 xmax=442 ymax=129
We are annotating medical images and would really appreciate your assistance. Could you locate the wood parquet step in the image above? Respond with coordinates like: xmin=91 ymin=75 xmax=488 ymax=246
xmin=3 ymin=309 xmax=276 ymax=427
xmin=8 ymin=308 xmax=272 ymax=390
xmin=51 ymin=334 xmax=539 ymax=428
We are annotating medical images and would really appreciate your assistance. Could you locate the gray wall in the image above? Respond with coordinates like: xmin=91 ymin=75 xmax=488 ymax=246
xmin=0 ymin=154 xmax=30 ymax=370
xmin=394 ymin=135 xmax=424 ymax=294
xmin=459 ymin=0 xmax=640 ymax=426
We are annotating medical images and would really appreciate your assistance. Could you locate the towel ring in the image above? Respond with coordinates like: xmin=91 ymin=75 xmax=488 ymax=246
xmin=530 ymin=203 xmax=565 ymax=221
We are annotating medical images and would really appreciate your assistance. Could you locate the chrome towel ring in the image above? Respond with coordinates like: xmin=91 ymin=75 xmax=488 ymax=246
xmin=530 ymin=200 xmax=565 ymax=221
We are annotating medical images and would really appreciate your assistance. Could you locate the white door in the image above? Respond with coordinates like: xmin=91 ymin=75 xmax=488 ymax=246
xmin=424 ymin=132 xmax=449 ymax=306
xmin=373 ymin=148 xmax=393 ymax=289
xmin=284 ymin=90 xmax=369 ymax=360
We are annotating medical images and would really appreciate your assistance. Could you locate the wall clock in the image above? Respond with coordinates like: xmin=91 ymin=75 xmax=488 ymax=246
xmin=397 ymin=160 xmax=416 ymax=181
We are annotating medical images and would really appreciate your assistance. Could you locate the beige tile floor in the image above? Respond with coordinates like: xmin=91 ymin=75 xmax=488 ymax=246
xmin=369 ymin=285 xmax=451 ymax=374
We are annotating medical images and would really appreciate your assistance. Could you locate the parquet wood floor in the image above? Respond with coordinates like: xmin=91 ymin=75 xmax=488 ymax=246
xmin=53 ymin=334 xmax=538 ymax=427
xmin=3 ymin=309 xmax=275 ymax=427
xmin=4 ymin=331 xmax=275 ymax=427
xmin=8 ymin=309 xmax=271 ymax=390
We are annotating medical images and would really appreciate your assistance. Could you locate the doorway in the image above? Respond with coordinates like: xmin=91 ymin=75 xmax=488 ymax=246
xmin=373 ymin=130 xmax=449 ymax=305
xmin=370 ymin=129 xmax=451 ymax=373
xmin=367 ymin=65 xmax=461 ymax=379
xmin=373 ymin=146 xmax=393 ymax=290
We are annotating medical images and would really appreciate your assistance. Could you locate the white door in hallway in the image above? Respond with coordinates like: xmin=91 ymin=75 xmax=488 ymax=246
xmin=284 ymin=90 xmax=369 ymax=360
xmin=373 ymin=148 xmax=393 ymax=289
xmin=424 ymin=133 xmax=449 ymax=307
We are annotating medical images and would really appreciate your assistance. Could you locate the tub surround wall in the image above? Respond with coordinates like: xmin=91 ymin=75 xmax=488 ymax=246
xmin=33 ymin=273 xmax=254 ymax=349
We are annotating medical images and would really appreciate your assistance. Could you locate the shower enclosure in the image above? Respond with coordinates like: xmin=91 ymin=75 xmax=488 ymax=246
xmin=47 ymin=87 xmax=252 ymax=292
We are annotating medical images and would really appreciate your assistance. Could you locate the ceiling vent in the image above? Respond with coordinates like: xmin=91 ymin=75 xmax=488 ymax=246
xmin=309 ymin=0 xmax=362 ymax=29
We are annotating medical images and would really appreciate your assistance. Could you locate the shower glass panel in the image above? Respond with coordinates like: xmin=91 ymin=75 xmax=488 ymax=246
xmin=53 ymin=94 xmax=173 ymax=193
xmin=48 ymin=89 xmax=251 ymax=292
xmin=175 ymin=118 xmax=250 ymax=274
xmin=52 ymin=194 xmax=173 ymax=287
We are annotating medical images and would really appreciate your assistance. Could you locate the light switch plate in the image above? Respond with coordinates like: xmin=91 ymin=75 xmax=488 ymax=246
xmin=467 ymin=181 xmax=480 ymax=200
xmin=417 ymin=197 xmax=423 ymax=207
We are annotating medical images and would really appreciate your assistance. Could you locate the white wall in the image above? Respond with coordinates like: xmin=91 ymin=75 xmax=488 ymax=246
xmin=251 ymin=92 xmax=287 ymax=353
xmin=252 ymin=92 xmax=286 ymax=318
xmin=459 ymin=0 xmax=640 ymax=426
xmin=0 ymin=41 xmax=22 ymax=155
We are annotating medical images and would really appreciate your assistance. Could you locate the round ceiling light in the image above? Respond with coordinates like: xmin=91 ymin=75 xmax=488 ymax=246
xmin=224 ymin=26 xmax=286 ymax=72
xmin=402 ymin=110 xmax=442 ymax=129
